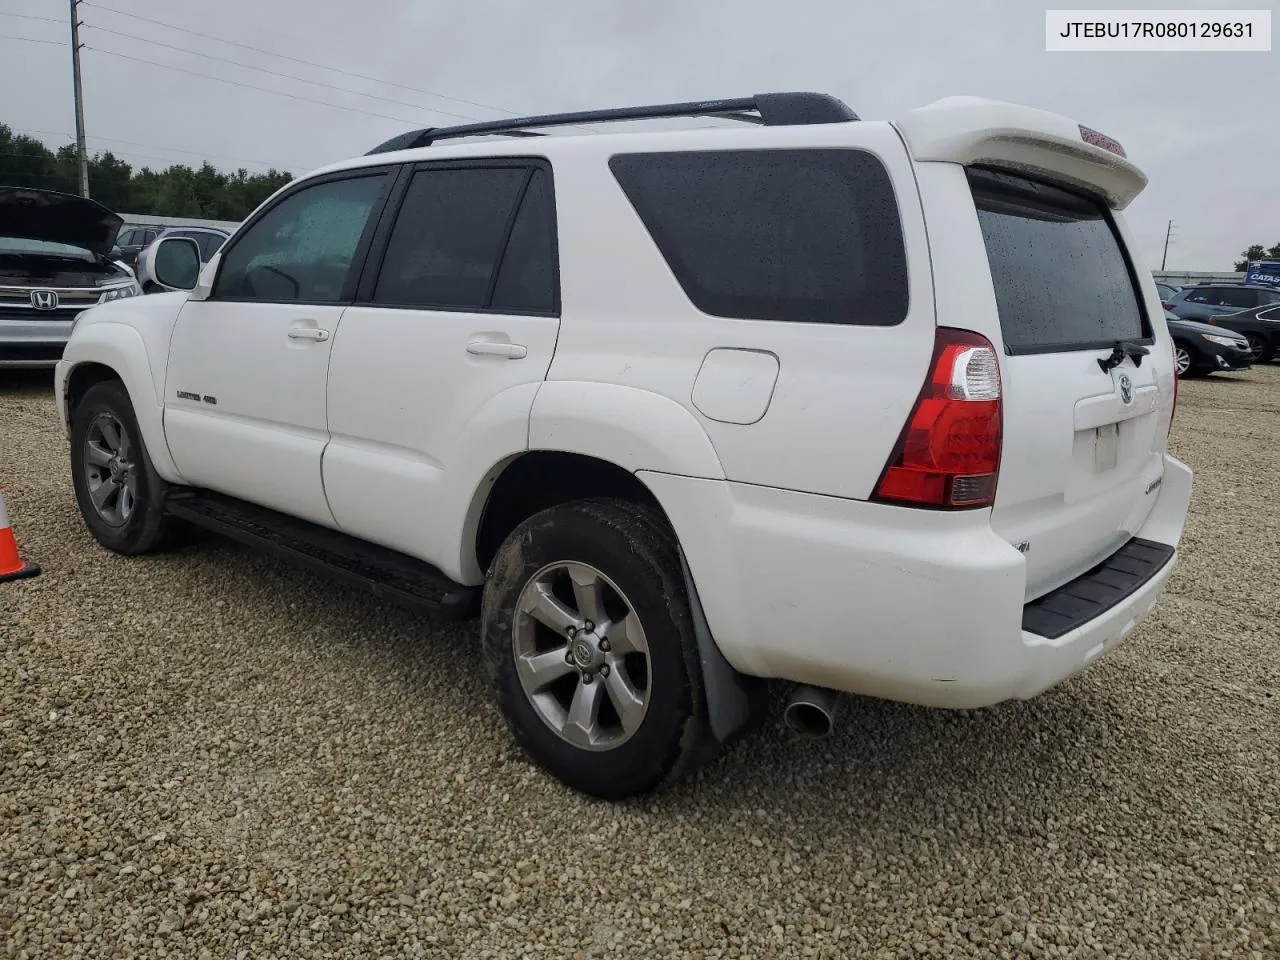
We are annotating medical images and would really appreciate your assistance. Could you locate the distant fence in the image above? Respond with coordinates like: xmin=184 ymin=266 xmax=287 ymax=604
xmin=117 ymin=213 xmax=241 ymax=231
xmin=1153 ymin=270 xmax=1245 ymax=286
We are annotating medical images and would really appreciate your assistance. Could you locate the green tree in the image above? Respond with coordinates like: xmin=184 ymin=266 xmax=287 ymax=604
xmin=0 ymin=123 xmax=293 ymax=221
xmin=1234 ymin=243 xmax=1280 ymax=271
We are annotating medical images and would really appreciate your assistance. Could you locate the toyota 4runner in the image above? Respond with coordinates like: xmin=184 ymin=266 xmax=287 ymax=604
xmin=54 ymin=92 xmax=1193 ymax=799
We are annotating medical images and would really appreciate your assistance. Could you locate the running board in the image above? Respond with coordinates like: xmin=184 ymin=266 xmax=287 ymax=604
xmin=164 ymin=490 xmax=479 ymax=618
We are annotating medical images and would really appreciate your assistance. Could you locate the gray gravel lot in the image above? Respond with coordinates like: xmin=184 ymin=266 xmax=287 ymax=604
xmin=2 ymin=367 xmax=1278 ymax=959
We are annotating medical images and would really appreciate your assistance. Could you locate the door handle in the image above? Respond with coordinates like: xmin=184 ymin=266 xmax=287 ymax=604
xmin=288 ymin=326 xmax=330 ymax=342
xmin=466 ymin=339 xmax=527 ymax=359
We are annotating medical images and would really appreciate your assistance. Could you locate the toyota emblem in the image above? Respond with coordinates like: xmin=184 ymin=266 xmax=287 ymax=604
xmin=1118 ymin=373 xmax=1133 ymax=405
xmin=30 ymin=289 xmax=59 ymax=310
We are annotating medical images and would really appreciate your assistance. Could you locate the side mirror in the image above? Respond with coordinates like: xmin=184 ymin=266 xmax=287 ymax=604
xmin=150 ymin=237 xmax=201 ymax=291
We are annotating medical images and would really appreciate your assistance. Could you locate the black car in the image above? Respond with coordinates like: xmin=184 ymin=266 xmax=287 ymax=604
xmin=1166 ymin=313 xmax=1253 ymax=378
xmin=1203 ymin=303 xmax=1280 ymax=363
xmin=109 ymin=224 xmax=164 ymax=274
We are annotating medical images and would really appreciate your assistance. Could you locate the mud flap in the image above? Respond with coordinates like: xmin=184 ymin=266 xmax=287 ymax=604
xmin=677 ymin=546 xmax=766 ymax=744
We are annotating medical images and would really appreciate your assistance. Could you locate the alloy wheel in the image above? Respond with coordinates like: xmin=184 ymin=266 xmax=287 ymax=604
xmin=83 ymin=413 xmax=138 ymax=527
xmin=512 ymin=561 xmax=651 ymax=751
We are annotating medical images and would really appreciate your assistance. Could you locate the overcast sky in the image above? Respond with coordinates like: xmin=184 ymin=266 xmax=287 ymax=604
xmin=2 ymin=0 xmax=1274 ymax=270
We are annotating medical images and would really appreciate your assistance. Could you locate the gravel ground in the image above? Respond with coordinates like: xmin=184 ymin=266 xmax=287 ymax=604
xmin=2 ymin=366 xmax=1278 ymax=960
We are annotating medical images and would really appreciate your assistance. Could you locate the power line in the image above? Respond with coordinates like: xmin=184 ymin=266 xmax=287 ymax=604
xmin=80 ymin=0 xmax=519 ymax=118
xmin=84 ymin=44 xmax=448 ymax=129
xmin=83 ymin=22 xmax=484 ymax=123
xmin=0 ymin=34 xmax=68 ymax=47
xmin=0 ymin=11 xmax=63 ymax=25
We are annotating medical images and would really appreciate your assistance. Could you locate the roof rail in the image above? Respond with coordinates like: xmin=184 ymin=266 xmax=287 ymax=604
xmin=365 ymin=92 xmax=858 ymax=155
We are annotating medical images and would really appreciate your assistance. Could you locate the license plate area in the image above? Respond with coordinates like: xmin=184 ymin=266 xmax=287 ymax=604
xmin=1094 ymin=423 xmax=1119 ymax=472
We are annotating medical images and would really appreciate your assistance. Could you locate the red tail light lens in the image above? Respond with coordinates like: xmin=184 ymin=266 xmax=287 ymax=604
xmin=1160 ymin=301 xmax=1173 ymax=310
xmin=872 ymin=328 xmax=1003 ymax=510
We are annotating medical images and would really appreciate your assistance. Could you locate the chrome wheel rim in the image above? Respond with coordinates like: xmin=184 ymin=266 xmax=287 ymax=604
xmin=83 ymin=413 xmax=137 ymax=527
xmin=512 ymin=561 xmax=651 ymax=751
xmin=1174 ymin=346 xmax=1191 ymax=376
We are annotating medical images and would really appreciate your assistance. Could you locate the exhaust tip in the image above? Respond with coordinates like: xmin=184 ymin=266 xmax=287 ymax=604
xmin=783 ymin=699 xmax=834 ymax=739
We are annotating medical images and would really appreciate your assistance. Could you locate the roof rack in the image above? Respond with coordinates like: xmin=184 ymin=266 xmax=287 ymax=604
xmin=365 ymin=92 xmax=858 ymax=155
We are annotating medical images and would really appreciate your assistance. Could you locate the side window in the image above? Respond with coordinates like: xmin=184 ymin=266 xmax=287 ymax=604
xmin=118 ymin=230 xmax=138 ymax=246
xmin=609 ymin=149 xmax=909 ymax=326
xmin=191 ymin=232 xmax=225 ymax=261
xmin=372 ymin=165 xmax=550 ymax=311
xmin=1186 ymin=288 xmax=1214 ymax=304
xmin=145 ymin=230 xmax=160 ymax=244
xmin=490 ymin=169 xmax=557 ymax=313
xmin=1259 ymin=289 xmax=1280 ymax=305
xmin=1219 ymin=287 xmax=1256 ymax=308
xmin=214 ymin=174 xmax=388 ymax=302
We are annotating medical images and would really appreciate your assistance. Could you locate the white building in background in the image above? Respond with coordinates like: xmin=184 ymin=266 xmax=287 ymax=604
xmin=117 ymin=212 xmax=241 ymax=232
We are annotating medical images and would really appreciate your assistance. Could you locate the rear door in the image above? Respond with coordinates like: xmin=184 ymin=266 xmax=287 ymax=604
xmin=962 ymin=167 xmax=1173 ymax=600
xmin=322 ymin=159 xmax=562 ymax=570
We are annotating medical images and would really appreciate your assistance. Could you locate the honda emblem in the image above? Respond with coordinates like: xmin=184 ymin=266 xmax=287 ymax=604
xmin=30 ymin=290 xmax=59 ymax=311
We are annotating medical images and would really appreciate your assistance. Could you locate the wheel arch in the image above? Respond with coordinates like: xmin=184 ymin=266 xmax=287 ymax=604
xmin=60 ymin=323 xmax=185 ymax=482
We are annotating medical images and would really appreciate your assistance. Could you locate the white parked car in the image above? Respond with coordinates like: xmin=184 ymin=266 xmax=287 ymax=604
xmin=54 ymin=92 xmax=1192 ymax=798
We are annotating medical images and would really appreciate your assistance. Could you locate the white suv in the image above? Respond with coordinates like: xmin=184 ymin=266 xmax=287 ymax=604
xmin=54 ymin=92 xmax=1192 ymax=799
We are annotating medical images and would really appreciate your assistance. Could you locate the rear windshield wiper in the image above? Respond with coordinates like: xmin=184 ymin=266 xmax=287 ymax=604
xmin=1098 ymin=340 xmax=1149 ymax=372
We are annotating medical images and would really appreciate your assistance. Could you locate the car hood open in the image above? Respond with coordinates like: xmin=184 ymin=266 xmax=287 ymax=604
xmin=0 ymin=186 xmax=124 ymax=258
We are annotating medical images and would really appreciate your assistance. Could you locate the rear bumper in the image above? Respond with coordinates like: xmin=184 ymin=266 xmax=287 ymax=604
xmin=642 ymin=453 xmax=1193 ymax=709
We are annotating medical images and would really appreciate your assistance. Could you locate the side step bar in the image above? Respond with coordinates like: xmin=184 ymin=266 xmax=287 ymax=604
xmin=165 ymin=490 xmax=479 ymax=618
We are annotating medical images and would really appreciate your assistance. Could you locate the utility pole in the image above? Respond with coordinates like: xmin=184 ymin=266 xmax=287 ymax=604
xmin=68 ymin=0 xmax=89 ymax=198
xmin=1161 ymin=219 xmax=1175 ymax=270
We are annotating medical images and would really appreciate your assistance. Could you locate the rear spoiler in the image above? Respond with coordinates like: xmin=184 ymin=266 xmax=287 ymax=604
xmin=893 ymin=97 xmax=1148 ymax=210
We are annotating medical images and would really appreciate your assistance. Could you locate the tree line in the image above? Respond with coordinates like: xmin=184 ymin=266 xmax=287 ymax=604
xmin=1 ymin=124 xmax=294 ymax=222
xmin=1234 ymin=244 xmax=1280 ymax=272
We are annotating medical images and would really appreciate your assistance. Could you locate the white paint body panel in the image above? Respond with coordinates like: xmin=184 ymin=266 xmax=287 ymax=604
xmin=641 ymin=453 xmax=1191 ymax=707
xmin=322 ymin=307 xmax=560 ymax=582
xmin=162 ymin=300 xmax=341 ymax=527
xmin=53 ymin=97 xmax=1193 ymax=710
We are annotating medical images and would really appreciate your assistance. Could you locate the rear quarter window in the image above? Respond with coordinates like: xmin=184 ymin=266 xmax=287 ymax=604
xmin=969 ymin=168 xmax=1149 ymax=354
xmin=609 ymin=149 xmax=909 ymax=326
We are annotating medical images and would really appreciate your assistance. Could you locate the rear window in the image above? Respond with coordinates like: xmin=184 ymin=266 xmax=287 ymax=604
xmin=969 ymin=168 xmax=1148 ymax=354
xmin=609 ymin=149 xmax=909 ymax=326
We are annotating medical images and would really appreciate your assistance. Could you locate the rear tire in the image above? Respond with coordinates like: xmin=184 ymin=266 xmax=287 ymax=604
xmin=70 ymin=380 xmax=177 ymax=555
xmin=481 ymin=499 xmax=711 ymax=799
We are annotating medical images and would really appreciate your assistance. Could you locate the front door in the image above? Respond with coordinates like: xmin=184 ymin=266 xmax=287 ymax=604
xmin=163 ymin=169 xmax=394 ymax=527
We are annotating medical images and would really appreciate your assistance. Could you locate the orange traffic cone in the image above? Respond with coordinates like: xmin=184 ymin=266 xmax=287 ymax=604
xmin=0 ymin=492 xmax=40 ymax=582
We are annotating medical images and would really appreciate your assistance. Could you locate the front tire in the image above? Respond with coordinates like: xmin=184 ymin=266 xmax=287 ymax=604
xmin=1244 ymin=333 xmax=1270 ymax=364
xmin=70 ymin=380 xmax=176 ymax=554
xmin=1172 ymin=341 xmax=1196 ymax=378
xmin=481 ymin=499 xmax=710 ymax=799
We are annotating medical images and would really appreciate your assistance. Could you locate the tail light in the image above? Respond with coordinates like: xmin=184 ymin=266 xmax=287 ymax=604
xmin=1169 ymin=337 xmax=1179 ymax=428
xmin=871 ymin=328 xmax=1003 ymax=510
xmin=1160 ymin=301 xmax=1173 ymax=310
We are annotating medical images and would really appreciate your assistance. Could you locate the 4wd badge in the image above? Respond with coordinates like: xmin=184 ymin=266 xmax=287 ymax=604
xmin=1118 ymin=373 xmax=1133 ymax=405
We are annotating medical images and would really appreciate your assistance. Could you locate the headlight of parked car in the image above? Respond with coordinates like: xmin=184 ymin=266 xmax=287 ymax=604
xmin=1202 ymin=334 xmax=1246 ymax=348
xmin=98 ymin=282 xmax=141 ymax=304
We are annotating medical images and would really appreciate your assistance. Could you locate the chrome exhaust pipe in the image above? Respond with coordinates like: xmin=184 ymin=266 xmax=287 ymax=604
xmin=783 ymin=685 xmax=841 ymax=739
